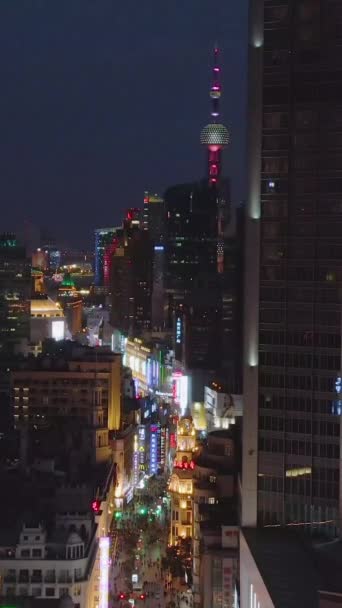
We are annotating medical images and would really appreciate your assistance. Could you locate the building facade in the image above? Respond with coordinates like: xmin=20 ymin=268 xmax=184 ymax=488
xmin=30 ymin=296 xmax=65 ymax=346
xmin=142 ymin=192 xmax=165 ymax=243
xmin=168 ymin=416 xmax=196 ymax=545
xmin=123 ymin=337 xmax=171 ymax=397
xmin=243 ymin=0 xmax=342 ymax=530
xmin=94 ymin=227 xmax=119 ymax=287
xmin=0 ymin=468 xmax=115 ymax=608
xmin=11 ymin=349 xmax=122 ymax=437
xmin=111 ymin=228 xmax=153 ymax=337
xmin=0 ymin=234 xmax=31 ymax=353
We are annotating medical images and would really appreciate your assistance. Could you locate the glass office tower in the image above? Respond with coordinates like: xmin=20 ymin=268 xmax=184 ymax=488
xmin=243 ymin=0 xmax=342 ymax=533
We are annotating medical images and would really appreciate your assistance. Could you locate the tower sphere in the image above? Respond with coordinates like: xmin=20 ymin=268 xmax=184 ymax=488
xmin=200 ymin=123 xmax=230 ymax=147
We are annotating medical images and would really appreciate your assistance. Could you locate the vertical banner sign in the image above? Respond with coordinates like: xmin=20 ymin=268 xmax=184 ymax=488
xmin=99 ymin=537 xmax=110 ymax=608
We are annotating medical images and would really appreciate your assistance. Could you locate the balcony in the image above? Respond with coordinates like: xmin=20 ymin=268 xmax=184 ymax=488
xmin=31 ymin=574 xmax=42 ymax=583
xmin=18 ymin=573 xmax=29 ymax=583
xmin=4 ymin=574 xmax=16 ymax=583
xmin=44 ymin=574 xmax=56 ymax=583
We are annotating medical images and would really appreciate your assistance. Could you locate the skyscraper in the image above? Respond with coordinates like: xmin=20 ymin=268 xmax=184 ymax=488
xmin=94 ymin=227 xmax=120 ymax=287
xmin=111 ymin=225 xmax=153 ymax=337
xmin=142 ymin=193 xmax=166 ymax=328
xmin=142 ymin=192 xmax=165 ymax=243
xmin=0 ymin=234 xmax=31 ymax=353
xmin=243 ymin=0 xmax=342 ymax=531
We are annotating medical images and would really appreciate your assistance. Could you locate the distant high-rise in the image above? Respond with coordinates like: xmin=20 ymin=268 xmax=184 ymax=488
xmin=94 ymin=226 xmax=120 ymax=287
xmin=141 ymin=193 xmax=165 ymax=329
xmin=0 ymin=234 xmax=31 ymax=353
xmin=111 ymin=225 xmax=153 ymax=337
xmin=165 ymin=180 xmax=235 ymax=380
xmin=142 ymin=192 xmax=165 ymax=243
xmin=242 ymin=0 xmax=342 ymax=532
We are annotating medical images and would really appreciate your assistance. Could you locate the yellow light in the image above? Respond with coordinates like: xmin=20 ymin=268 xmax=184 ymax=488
xmin=286 ymin=467 xmax=311 ymax=478
xmin=180 ymin=501 xmax=187 ymax=509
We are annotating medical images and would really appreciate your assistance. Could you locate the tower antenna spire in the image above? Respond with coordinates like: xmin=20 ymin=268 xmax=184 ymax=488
xmin=210 ymin=45 xmax=221 ymax=122
xmin=200 ymin=45 xmax=230 ymax=186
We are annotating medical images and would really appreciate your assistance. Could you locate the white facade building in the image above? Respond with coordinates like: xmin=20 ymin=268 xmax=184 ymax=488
xmin=0 ymin=473 xmax=115 ymax=608
xmin=30 ymin=297 xmax=65 ymax=345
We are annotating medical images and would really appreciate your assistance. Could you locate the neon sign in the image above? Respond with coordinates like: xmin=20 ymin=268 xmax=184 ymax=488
xmin=99 ymin=537 xmax=110 ymax=608
xmin=92 ymin=500 xmax=101 ymax=513
xmin=176 ymin=317 xmax=182 ymax=344
xmin=150 ymin=424 xmax=160 ymax=475
xmin=174 ymin=460 xmax=195 ymax=470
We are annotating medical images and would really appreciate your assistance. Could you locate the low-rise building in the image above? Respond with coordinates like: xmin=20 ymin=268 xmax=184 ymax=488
xmin=192 ymin=430 xmax=238 ymax=607
xmin=30 ymin=296 xmax=65 ymax=346
xmin=168 ymin=415 xmax=196 ymax=544
xmin=0 ymin=463 xmax=116 ymax=608
xmin=199 ymin=525 xmax=239 ymax=608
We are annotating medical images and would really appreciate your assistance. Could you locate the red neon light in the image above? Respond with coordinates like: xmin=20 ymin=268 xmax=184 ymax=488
xmin=92 ymin=500 xmax=100 ymax=513
xmin=172 ymin=381 xmax=177 ymax=400
xmin=174 ymin=460 xmax=195 ymax=470
xmin=103 ymin=238 xmax=118 ymax=286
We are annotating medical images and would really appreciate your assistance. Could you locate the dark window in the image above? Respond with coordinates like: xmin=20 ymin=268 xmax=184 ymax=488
xmin=46 ymin=589 xmax=55 ymax=597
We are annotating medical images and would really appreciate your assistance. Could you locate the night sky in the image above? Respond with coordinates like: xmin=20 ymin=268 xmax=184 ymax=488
xmin=0 ymin=1 xmax=248 ymax=249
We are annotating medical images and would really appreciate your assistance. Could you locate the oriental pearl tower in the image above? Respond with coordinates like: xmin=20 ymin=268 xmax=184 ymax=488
xmin=200 ymin=46 xmax=230 ymax=186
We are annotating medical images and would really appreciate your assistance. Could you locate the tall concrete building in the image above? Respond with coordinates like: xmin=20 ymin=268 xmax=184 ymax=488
xmin=243 ymin=0 xmax=342 ymax=532
xmin=12 ymin=344 xmax=122 ymax=467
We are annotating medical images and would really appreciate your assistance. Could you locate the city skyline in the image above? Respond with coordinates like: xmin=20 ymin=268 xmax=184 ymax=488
xmin=0 ymin=1 xmax=247 ymax=248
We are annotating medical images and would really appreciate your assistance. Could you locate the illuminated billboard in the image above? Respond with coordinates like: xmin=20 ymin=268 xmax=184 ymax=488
xmin=51 ymin=320 xmax=65 ymax=341
xmin=172 ymin=372 xmax=188 ymax=415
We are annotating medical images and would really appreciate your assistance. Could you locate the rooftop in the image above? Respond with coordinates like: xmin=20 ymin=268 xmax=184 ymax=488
xmin=31 ymin=297 xmax=63 ymax=316
xmin=241 ymin=528 xmax=342 ymax=608
xmin=11 ymin=341 xmax=120 ymax=371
